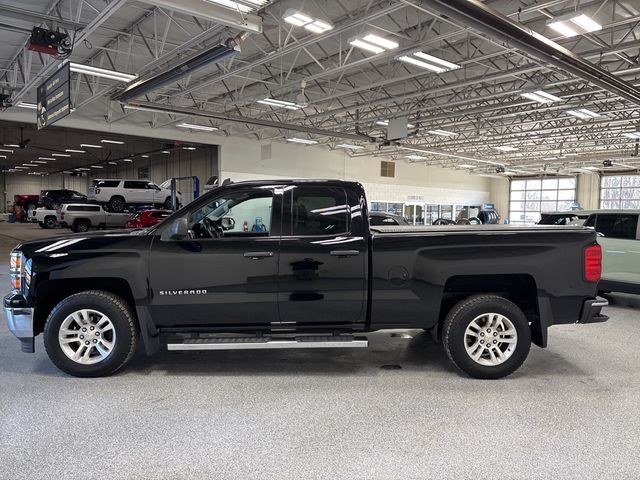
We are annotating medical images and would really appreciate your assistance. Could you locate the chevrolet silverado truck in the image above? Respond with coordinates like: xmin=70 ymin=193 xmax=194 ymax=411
xmin=4 ymin=180 xmax=608 ymax=378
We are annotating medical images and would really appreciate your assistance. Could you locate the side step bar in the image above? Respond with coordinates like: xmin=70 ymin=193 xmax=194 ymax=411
xmin=167 ymin=335 xmax=368 ymax=351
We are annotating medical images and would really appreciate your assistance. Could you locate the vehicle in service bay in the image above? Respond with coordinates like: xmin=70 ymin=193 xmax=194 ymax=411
xmin=88 ymin=179 xmax=179 ymax=212
xmin=58 ymin=204 xmax=133 ymax=232
xmin=38 ymin=189 xmax=87 ymax=210
xmin=4 ymin=180 xmax=607 ymax=379
xmin=126 ymin=209 xmax=172 ymax=229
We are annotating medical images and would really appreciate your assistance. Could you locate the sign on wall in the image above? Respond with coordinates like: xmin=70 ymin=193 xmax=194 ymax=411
xmin=37 ymin=63 xmax=70 ymax=130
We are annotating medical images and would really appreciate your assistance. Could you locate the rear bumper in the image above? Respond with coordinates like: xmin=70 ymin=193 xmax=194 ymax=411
xmin=579 ymin=297 xmax=609 ymax=324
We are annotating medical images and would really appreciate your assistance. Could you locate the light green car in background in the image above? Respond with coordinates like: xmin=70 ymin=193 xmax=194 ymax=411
xmin=582 ymin=211 xmax=640 ymax=294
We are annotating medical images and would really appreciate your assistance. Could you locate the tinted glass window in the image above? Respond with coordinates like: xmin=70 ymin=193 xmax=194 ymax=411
xmin=68 ymin=205 xmax=100 ymax=212
xmin=370 ymin=215 xmax=398 ymax=226
xmin=584 ymin=215 xmax=596 ymax=227
xmin=596 ymin=214 xmax=638 ymax=239
xmin=291 ymin=187 xmax=348 ymax=236
xmin=124 ymin=181 xmax=149 ymax=189
xmin=98 ymin=181 xmax=120 ymax=188
xmin=151 ymin=212 xmax=171 ymax=218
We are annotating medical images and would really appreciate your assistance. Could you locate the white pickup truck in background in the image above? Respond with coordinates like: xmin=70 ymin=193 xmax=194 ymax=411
xmin=30 ymin=208 xmax=59 ymax=229
xmin=58 ymin=203 xmax=133 ymax=232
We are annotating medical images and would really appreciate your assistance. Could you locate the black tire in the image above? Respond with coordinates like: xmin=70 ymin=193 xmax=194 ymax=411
xmin=44 ymin=216 xmax=56 ymax=229
xmin=73 ymin=219 xmax=91 ymax=233
xmin=442 ymin=295 xmax=531 ymax=379
xmin=163 ymin=197 xmax=173 ymax=209
xmin=43 ymin=291 xmax=138 ymax=377
xmin=107 ymin=196 xmax=125 ymax=212
xmin=38 ymin=221 xmax=46 ymax=228
xmin=433 ymin=218 xmax=454 ymax=225
xmin=50 ymin=201 xmax=61 ymax=210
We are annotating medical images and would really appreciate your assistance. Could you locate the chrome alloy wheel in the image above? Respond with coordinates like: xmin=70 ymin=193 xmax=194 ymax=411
xmin=464 ymin=313 xmax=518 ymax=366
xmin=58 ymin=309 xmax=116 ymax=365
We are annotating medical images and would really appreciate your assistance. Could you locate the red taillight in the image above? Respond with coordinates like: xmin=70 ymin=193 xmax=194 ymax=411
xmin=584 ymin=244 xmax=602 ymax=282
xmin=60 ymin=212 xmax=64 ymax=220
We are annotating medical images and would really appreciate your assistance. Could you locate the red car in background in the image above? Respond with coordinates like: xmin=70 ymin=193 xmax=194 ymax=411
xmin=125 ymin=209 xmax=172 ymax=228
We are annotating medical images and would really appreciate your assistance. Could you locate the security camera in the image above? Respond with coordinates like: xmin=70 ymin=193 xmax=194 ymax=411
xmin=603 ymin=160 xmax=613 ymax=167
xmin=496 ymin=166 xmax=505 ymax=174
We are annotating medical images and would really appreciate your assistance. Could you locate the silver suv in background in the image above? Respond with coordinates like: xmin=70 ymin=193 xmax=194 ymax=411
xmin=59 ymin=204 xmax=133 ymax=232
xmin=88 ymin=179 xmax=179 ymax=212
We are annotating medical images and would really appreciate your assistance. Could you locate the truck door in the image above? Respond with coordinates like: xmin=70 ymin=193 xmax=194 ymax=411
xmin=277 ymin=185 xmax=367 ymax=329
xmin=148 ymin=187 xmax=281 ymax=328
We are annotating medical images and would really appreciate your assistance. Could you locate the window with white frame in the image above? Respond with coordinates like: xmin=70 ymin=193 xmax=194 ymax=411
xmin=600 ymin=175 xmax=640 ymax=209
xmin=509 ymin=177 xmax=576 ymax=224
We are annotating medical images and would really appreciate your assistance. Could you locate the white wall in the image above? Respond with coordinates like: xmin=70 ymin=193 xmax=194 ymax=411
xmin=0 ymin=109 xmax=491 ymax=209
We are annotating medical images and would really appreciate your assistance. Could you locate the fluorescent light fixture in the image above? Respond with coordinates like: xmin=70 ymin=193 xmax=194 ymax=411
xmin=4 ymin=144 xmax=19 ymax=148
xmin=69 ymin=63 xmax=137 ymax=82
xmin=349 ymin=33 xmax=398 ymax=54
xmin=349 ymin=39 xmax=384 ymax=54
xmin=80 ymin=144 xmax=102 ymax=149
xmin=108 ymin=162 xmax=118 ymax=165
xmin=287 ymin=138 xmax=318 ymax=145
xmin=39 ymin=157 xmax=55 ymax=161
xmin=33 ymin=160 xmax=47 ymax=164
xmin=23 ymin=163 xmax=38 ymax=167
xmin=494 ymin=146 xmax=518 ymax=152
xmin=521 ymin=90 xmax=562 ymax=103
xmin=584 ymin=166 xmax=600 ymax=170
xmin=257 ymin=98 xmax=303 ymax=110
xmin=399 ymin=51 xmax=460 ymax=72
xmin=176 ymin=122 xmax=218 ymax=131
xmin=375 ymin=119 xmax=415 ymax=128
xmin=100 ymin=139 xmax=125 ymax=144
xmin=182 ymin=146 xmax=197 ymax=150
xmin=162 ymin=150 xmax=170 ymax=154
xmin=458 ymin=164 xmax=475 ymax=168
xmin=305 ymin=20 xmax=333 ymax=34
xmin=52 ymin=153 xmax=71 ymax=157
xmin=205 ymin=0 xmax=266 ymax=13
xmin=622 ymin=132 xmax=640 ymax=139
xmin=65 ymin=149 xmax=86 ymax=153
xmin=76 ymin=167 xmax=91 ymax=171
xmin=336 ymin=144 xmax=364 ymax=150
xmin=547 ymin=12 xmax=601 ymax=37
xmin=0 ymin=155 xmax=6 ymax=159
xmin=16 ymin=102 xmax=37 ymax=109
xmin=116 ymin=43 xmax=238 ymax=102
xmin=141 ymin=155 xmax=149 ymax=158
xmin=283 ymin=10 xmax=313 ymax=26
xmin=405 ymin=154 xmax=426 ymax=160
xmin=427 ymin=129 xmax=456 ymax=136
xmin=567 ymin=108 xmax=600 ymax=120
xmin=90 ymin=165 xmax=104 ymax=169
xmin=0 ymin=149 xmax=14 ymax=153
xmin=123 ymin=159 xmax=133 ymax=162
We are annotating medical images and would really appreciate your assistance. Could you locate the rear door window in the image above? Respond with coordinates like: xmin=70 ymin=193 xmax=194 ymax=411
xmin=124 ymin=181 xmax=149 ymax=189
xmin=595 ymin=214 xmax=638 ymax=239
xmin=288 ymin=186 xmax=349 ymax=236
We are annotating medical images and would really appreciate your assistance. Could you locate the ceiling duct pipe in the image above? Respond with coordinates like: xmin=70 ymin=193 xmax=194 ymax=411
xmin=415 ymin=0 xmax=640 ymax=106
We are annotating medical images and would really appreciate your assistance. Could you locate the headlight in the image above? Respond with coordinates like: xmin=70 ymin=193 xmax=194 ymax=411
xmin=9 ymin=251 xmax=23 ymax=293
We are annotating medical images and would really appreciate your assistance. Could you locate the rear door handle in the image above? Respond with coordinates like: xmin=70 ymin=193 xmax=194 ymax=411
xmin=330 ymin=250 xmax=360 ymax=257
xmin=244 ymin=251 xmax=274 ymax=260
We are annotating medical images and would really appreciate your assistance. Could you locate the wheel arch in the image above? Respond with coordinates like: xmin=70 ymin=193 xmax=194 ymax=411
xmin=440 ymin=274 xmax=544 ymax=347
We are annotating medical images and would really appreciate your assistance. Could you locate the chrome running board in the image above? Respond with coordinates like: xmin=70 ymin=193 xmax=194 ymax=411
xmin=166 ymin=335 xmax=368 ymax=351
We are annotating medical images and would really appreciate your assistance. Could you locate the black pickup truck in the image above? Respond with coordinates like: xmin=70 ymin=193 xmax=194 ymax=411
xmin=4 ymin=180 xmax=608 ymax=379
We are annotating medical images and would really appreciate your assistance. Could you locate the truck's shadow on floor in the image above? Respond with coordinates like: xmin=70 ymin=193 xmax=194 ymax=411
xmin=124 ymin=330 xmax=587 ymax=379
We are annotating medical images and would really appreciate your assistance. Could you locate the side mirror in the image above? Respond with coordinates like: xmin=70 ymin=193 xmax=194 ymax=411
xmin=161 ymin=217 xmax=189 ymax=241
xmin=221 ymin=217 xmax=235 ymax=231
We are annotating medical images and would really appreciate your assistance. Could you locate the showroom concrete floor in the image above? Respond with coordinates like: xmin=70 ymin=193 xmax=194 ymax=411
xmin=0 ymin=222 xmax=639 ymax=479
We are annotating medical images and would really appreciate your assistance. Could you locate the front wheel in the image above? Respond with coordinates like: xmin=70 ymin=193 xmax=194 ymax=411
xmin=43 ymin=291 xmax=138 ymax=377
xmin=107 ymin=196 xmax=125 ymax=212
xmin=163 ymin=197 xmax=173 ymax=209
xmin=73 ymin=220 xmax=90 ymax=233
xmin=442 ymin=295 xmax=531 ymax=379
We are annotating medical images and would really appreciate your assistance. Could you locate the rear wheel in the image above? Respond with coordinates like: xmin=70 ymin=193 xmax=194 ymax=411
xmin=73 ymin=220 xmax=90 ymax=233
xmin=38 ymin=221 xmax=46 ymax=228
xmin=44 ymin=216 xmax=56 ymax=229
xmin=442 ymin=295 xmax=531 ymax=379
xmin=43 ymin=291 xmax=138 ymax=377
xmin=107 ymin=196 xmax=125 ymax=212
xmin=50 ymin=201 xmax=61 ymax=210
xmin=163 ymin=197 xmax=173 ymax=209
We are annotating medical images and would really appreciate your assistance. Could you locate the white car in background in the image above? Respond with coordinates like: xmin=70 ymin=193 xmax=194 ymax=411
xmin=88 ymin=179 xmax=179 ymax=212
xmin=583 ymin=210 xmax=640 ymax=294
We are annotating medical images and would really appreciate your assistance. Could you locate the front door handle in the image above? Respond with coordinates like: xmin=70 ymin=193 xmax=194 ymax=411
xmin=244 ymin=251 xmax=274 ymax=260
xmin=330 ymin=250 xmax=360 ymax=257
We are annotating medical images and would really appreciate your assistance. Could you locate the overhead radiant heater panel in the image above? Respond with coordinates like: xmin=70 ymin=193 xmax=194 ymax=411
xmin=115 ymin=44 xmax=237 ymax=102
